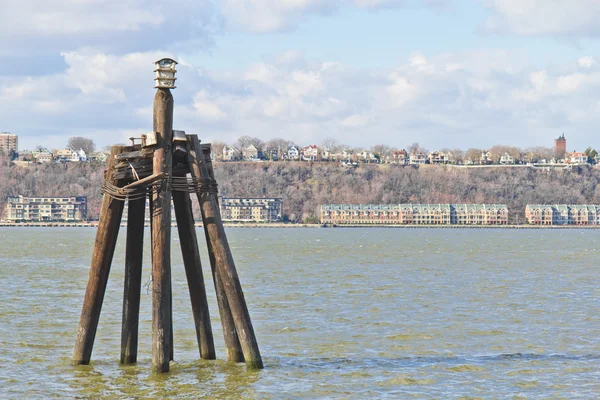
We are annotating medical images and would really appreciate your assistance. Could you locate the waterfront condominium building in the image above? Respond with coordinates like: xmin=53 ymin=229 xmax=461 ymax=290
xmin=525 ymin=204 xmax=600 ymax=225
xmin=0 ymin=132 xmax=18 ymax=154
xmin=320 ymin=204 xmax=509 ymax=225
xmin=219 ymin=197 xmax=283 ymax=222
xmin=4 ymin=195 xmax=87 ymax=222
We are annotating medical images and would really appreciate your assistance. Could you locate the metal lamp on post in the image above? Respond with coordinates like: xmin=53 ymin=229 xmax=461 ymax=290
xmin=154 ymin=58 xmax=178 ymax=89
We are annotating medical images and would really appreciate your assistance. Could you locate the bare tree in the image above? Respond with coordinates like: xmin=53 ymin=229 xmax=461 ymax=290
xmin=68 ymin=137 xmax=96 ymax=155
xmin=211 ymin=141 xmax=226 ymax=161
xmin=236 ymin=136 xmax=264 ymax=151
xmin=265 ymin=138 xmax=292 ymax=160
xmin=371 ymin=144 xmax=391 ymax=157
xmin=408 ymin=142 xmax=427 ymax=154
xmin=452 ymin=149 xmax=465 ymax=164
xmin=524 ymin=146 xmax=553 ymax=163
xmin=442 ymin=148 xmax=465 ymax=164
xmin=465 ymin=148 xmax=483 ymax=164
xmin=321 ymin=137 xmax=339 ymax=152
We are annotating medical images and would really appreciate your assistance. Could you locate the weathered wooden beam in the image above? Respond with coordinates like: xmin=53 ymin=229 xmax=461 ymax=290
xmin=172 ymin=188 xmax=216 ymax=360
xmin=73 ymin=145 xmax=126 ymax=365
xmin=114 ymin=158 xmax=152 ymax=171
xmin=115 ymin=147 xmax=155 ymax=161
xmin=200 ymin=144 xmax=245 ymax=363
xmin=113 ymin=163 xmax=188 ymax=181
xmin=120 ymin=196 xmax=146 ymax=364
xmin=187 ymin=135 xmax=262 ymax=368
xmin=150 ymin=88 xmax=174 ymax=373
xmin=120 ymin=172 xmax=167 ymax=191
xmin=187 ymin=138 xmax=243 ymax=363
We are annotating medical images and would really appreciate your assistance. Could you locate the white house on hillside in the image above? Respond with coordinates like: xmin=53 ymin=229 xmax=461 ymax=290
xmin=287 ymin=146 xmax=300 ymax=160
xmin=242 ymin=144 xmax=259 ymax=160
xmin=409 ymin=152 xmax=426 ymax=165
xmin=499 ymin=153 xmax=514 ymax=165
xmin=77 ymin=149 xmax=87 ymax=162
xmin=570 ymin=152 xmax=588 ymax=164
xmin=301 ymin=145 xmax=318 ymax=161
xmin=223 ymin=145 xmax=236 ymax=161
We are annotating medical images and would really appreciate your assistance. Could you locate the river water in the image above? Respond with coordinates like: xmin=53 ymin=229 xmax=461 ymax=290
xmin=1 ymin=227 xmax=599 ymax=398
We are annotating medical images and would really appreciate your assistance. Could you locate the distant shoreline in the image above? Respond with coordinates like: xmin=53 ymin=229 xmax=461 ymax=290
xmin=1 ymin=222 xmax=600 ymax=229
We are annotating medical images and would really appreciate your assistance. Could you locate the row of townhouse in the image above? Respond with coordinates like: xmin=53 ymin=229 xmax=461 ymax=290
xmin=219 ymin=197 xmax=283 ymax=222
xmin=525 ymin=205 xmax=600 ymax=225
xmin=4 ymin=196 xmax=88 ymax=222
xmin=15 ymin=148 xmax=109 ymax=164
xmin=320 ymin=204 xmax=510 ymax=225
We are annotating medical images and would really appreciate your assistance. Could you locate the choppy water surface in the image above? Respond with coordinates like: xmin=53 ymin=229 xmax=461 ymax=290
xmin=1 ymin=227 xmax=600 ymax=398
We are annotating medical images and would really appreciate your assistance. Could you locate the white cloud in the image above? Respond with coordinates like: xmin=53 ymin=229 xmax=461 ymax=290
xmin=483 ymin=0 xmax=600 ymax=37
xmin=6 ymin=48 xmax=600 ymax=151
xmin=578 ymin=57 xmax=596 ymax=68
xmin=0 ymin=0 xmax=218 ymax=57
xmin=220 ymin=0 xmax=448 ymax=33
xmin=220 ymin=0 xmax=338 ymax=33
xmin=341 ymin=114 xmax=370 ymax=127
xmin=192 ymin=91 xmax=228 ymax=120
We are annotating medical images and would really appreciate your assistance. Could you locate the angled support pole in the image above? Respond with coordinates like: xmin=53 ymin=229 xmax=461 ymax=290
xmin=173 ymin=185 xmax=216 ymax=360
xmin=120 ymin=196 xmax=146 ymax=364
xmin=73 ymin=146 xmax=126 ymax=365
xmin=199 ymin=143 xmax=245 ymax=363
xmin=186 ymin=137 xmax=244 ymax=363
xmin=187 ymin=135 xmax=262 ymax=369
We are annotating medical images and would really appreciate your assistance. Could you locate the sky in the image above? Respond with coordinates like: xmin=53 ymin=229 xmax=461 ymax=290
xmin=3 ymin=0 xmax=600 ymax=152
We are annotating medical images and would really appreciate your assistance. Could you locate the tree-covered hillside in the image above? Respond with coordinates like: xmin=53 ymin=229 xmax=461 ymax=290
xmin=1 ymin=155 xmax=599 ymax=223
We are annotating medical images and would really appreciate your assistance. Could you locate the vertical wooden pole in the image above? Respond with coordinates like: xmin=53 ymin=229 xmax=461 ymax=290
xmin=200 ymin=143 xmax=244 ymax=362
xmin=172 ymin=188 xmax=216 ymax=360
xmin=151 ymin=88 xmax=174 ymax=373
xmin=120 ymin=196 xmax=146 ymax=364
xmin=187 ymin=135 xmax=263 ymax=369
xmin=73 ymin=146 xmax=125 ymax=365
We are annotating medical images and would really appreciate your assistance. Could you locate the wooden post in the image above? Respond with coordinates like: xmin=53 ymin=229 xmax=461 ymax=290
xmin=200 ymin=144 xmax=244 ymax=362
xmin=172 ymin=188 xmax=216 ymax=360
xmin=203 ymin=218 xmax=245 ymax=362
xmin=120 ymin=196 xmax=146 ymax=364
xmin=187 ymin=139 xmax=243 ymax=362
xmin=187 ymin=135 xmax=263 ymax=369
xmin=150 ymin=88 xmax=174 ymax=373
xmin=73 ymin=146 xmax=126 ymax=365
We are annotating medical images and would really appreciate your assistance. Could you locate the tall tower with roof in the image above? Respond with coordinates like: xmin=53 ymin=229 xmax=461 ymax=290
xmin=554 ymin=133 xmax=566 ymax=159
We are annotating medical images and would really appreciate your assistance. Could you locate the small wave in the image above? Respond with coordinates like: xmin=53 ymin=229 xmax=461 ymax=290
xmin=447 ymin=364 xmax=484 ymax=372
xmin=379 ymin=375 xmax=436 ymax=386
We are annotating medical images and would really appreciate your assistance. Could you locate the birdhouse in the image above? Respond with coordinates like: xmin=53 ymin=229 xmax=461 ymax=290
xmin=154 ymin=58 xmax=178 ymax=89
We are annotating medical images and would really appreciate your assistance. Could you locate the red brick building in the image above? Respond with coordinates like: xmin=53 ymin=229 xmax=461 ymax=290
xmin=554 ymin=133 xmax=566 ymax=159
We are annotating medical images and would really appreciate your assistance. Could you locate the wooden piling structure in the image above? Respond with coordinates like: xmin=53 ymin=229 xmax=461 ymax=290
xmin=73 ymin=58 xmax=262 ymax=372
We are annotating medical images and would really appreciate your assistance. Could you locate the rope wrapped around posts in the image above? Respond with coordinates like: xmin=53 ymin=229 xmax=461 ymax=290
xmin=101 ymin=175 xmax=218 ymax=201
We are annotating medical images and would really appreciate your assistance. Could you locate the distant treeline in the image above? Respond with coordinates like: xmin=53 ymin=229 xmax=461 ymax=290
xmin=1 ymin=155 xmax=599 ymax=223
